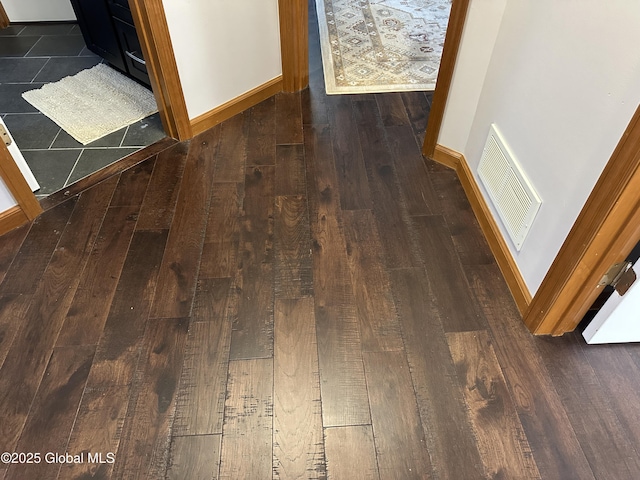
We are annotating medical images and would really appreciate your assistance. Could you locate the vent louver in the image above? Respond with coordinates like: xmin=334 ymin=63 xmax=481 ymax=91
xmin=478 ymin=124 xmax=541 ymax=251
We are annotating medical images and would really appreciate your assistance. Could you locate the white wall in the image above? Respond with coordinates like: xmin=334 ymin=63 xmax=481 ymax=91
xmin=0 ymin=178 xmax=17 ymax=212
xmin=0 ymin=118 xmax=26 ymax=213
xmin=440 ymin=0 xmax=640 ymax=295
xmin=439 ymin=0 xmax=507 ymax=150
xmin=2 ymin=0 xmax=76 ymax=22
xmin=161 ymin=0 xmax=282 ymax=120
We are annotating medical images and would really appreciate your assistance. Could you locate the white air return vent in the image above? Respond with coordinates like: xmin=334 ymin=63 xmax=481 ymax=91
xmin=478 ymin=124 xmax=541 ymax=251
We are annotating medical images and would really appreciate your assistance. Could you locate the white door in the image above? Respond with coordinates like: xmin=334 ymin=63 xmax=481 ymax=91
xmin=0 ymin=117 xmax=40 ymax=192
xmin=583 ymin=260 xmax=640 ymax=344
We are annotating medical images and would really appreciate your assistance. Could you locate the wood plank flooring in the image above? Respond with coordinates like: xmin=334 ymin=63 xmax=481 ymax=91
xmin=2 ymin=4 xmax=640 ymax=479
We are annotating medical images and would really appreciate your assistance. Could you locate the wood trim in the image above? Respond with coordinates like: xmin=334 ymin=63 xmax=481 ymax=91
xmin=0 ymin=1 xmax=9 ymax=29
xmin=278 ymin=0 xmax=309 ymax=92
xmin=0 ymin=206 xmax=29 ymax=236
xmin=0 ymin=141 xmax=42 ymax=222
xmin=524 ymin=105 xmax=640 ymax=335
xmin=432 ymin=144 xmax=462 ymax=170
xmin=454 ymin=150 xmax=532 ymax=314
xmin=191 ymin=76 xmax=284 ymax=136
xmin=432 ymin=144 xmax=531 ymax=313
xmin=422 ymin=0 xmax=470 ymax=158
xmin=128 ymin=0 xmax=192 ymax=140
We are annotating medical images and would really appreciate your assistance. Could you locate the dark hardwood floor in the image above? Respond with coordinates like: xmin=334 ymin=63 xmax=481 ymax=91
xmin=2 ymin=4 xmax=640 ymax=479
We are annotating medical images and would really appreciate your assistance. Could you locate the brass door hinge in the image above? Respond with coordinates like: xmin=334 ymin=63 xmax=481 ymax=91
xmin=599 ymin=261 xmax=637 ymax=296
xmin=0 ymin=125 xmax=11 ymax=146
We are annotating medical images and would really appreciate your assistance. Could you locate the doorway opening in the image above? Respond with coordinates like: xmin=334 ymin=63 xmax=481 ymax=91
xmin=0 ymin=21 xmax=164 ymax=197
xmin=313 ymin=0 xmax=451 ymax=95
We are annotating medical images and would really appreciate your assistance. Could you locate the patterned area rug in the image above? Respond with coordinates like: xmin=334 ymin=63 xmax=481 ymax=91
xmin=316 ymin=0 xmax=451 ymax=94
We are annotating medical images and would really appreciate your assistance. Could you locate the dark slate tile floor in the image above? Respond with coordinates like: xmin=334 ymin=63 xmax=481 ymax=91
xmin=34 ymin=56 xmax=105 ymax=82
xmin=0 ymin=22 xmax=165 ymax=198
xmin=0 ymin=57 xmax=48 ymax=82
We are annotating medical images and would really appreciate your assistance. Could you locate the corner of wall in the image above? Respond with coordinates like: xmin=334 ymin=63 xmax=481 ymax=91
xmin=190 ymin=76 xmax=283 ymax=136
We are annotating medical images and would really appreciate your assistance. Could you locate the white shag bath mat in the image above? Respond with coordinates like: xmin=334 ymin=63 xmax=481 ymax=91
xmin=22 ymin=63 xmax=158 ymax=145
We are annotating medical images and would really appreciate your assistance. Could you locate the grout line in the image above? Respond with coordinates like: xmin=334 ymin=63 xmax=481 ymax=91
xmin=31 ymin=57 xmax=51 ymax=83
xmin=22 ymin=146 xmax=143 ymax=152
xmin=119 ymin=126 xmax=130 ymax=148
xmin=63 ymin=149 xmax=85 ymax=188
xmin=9 ymin=55 xmax=56 ymax=59
xmin=4 ymin=112 xmax=43 ymax=115
xmin=23 ymin=35 xmax=43 ymax=58
xmin=49 ymin=128 xmax=63 ymax=149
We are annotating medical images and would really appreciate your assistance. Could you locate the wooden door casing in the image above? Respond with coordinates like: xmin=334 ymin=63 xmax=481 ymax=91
xmin=0 ymin=141 xmax=42 ymax=235
xmin=0 ymin=1 xmax=9 ymax=28
xmin=524 ymin=105 xmax=640 ymax=335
